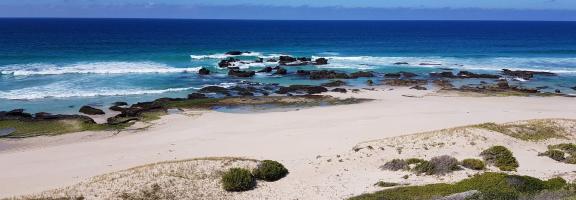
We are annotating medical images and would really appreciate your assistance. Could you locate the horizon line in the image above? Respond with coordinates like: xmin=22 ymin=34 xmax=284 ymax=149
xmin=1 ymin=17 xmax=575 ymax=22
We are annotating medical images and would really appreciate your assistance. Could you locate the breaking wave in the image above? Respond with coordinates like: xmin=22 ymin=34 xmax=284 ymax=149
xmin=0 ymin=62 xmax=201 ymax=76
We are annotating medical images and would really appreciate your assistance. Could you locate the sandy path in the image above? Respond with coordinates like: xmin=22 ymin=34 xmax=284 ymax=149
xmin=1 ymin=88 xmax=576 ymax=197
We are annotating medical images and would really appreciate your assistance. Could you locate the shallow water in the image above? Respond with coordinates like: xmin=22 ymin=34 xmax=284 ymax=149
xmin=1 ymin=19 xmax=576 ymax=113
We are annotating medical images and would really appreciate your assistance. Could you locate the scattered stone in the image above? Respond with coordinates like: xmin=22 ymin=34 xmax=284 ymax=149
xmin=79 ymin=106 xmax=105 ymax=115
xmin=198 ymin=68 xmax=210 ymax=75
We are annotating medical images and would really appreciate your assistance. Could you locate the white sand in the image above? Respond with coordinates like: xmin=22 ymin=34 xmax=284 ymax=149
xmin=1 ymin=87 xmax=576 ymax=198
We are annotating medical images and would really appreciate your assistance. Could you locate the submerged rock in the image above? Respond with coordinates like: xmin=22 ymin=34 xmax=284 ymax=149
xmin=112 ymin=102 xmax=128 ymax=106
xmin=331 ymin=88 xmax=347 ymax=93
xmin=384 ymin=71 xmax=418 ymax=78
xmin=198 ymin=86 xmax=231 ymax=96
xmin=273 ymin=67 xmax=288 ymax=75
xmin=258 ymin=66 xmax=273 ymax=73
xmin=430 ymin=71 xmax=499 ymax=79
xmin=218 ymin=58 xmax=239 ymax=68
xmin=187 ymin=93 xmax=207 ymax=99
xmin=198 ymin=68 xmax=210 ymax=75
xmin=383 ymin=79 xmax=428 ymax=87
xmin=306 ymin=70 xmax=350 ymax=80
xmin=349 ymin=71 xmax=375 ymax=79
xmin=314 ymin=58 xmax=329 ymax=65
xmin=0 ymin=109 xmax=33 ymax=120
xmin=225 ymin=51 xmax=245 ymax=56
xmin=79 ymin=106 xmax=105 ymax=115
xmin=393 ymin=62 xmax=409 ymax=65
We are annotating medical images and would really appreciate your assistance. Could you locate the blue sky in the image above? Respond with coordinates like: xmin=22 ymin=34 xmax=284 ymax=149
xmin=1 ymin=0 xmax=576 ymax=20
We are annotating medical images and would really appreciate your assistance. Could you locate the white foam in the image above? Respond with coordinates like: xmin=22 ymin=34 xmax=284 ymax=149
xmin=0 ymin=81 xmax=200 ymax=100
xmin=190 ymin=52 xmax=264 ymax=60
xmin=0 ymin=62 xmax=201 ymax=76
xmin=311 ymin=56 xmax=576 ymax=74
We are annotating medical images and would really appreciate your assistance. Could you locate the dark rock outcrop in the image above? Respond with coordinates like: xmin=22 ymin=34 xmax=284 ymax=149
xmin=433 ymin=79 xmax=454 ymax=89
xmin=410 ymin=85 xmax=428 ymax=90
xmin=321 ymin=80 xmax=347 ymax=87
xmin=112 ymin=102 xmax=128 ymax=106
xmin=384 ymin=71 xmax=417 ymax=78
xmin=279 ymin=56 xmax=297 ymax=64
xmin=225 ymin=51 xmax=245 ymax=56
xmin=0 ymin=109 xmax=33 ymax=120
xmin=394 ymin=62 xmax=409 ymax=65
xmin=109 ymin=106 xmax=126 ymax=112
xmin=366 ymin=80 xmax=374 ymax=86
xmin=383 ymin=79 xmax=428 ymax=87
xmin=258 ymin=66 xmax=273 ymax=73
xmin=308 ymin=70 xmax=350 ymax=80
xmin=331 ymin=88 xmax=347 ymax=93
xmin=198 ymin=86 xmax=231 ymax=96
xmin=198 ymin=68 xmax=210 ymax=75
xmin=218 ymin=58 xmax=239 ymax=68
xmin=314 ymin=58 xmax=329 ymax=65
xmin=273 ymin=67 xmax=287 ymax=75
xmin=502 ymin=69 xmax=557 ymax=80
xmin=187 ymin=93 xmax=207 ymax=99
xmin=430 ymin=72 xmax=457 ymax=78
xmin=228 ymin=70 xmax=256 ymax=78
xmin=456 ymin=71 xmax=500 ymax=79
xmin=276 ymin=85 xmax=328 ymax=95
xmin=349 ymin=71 xmax=375 ymax=79
xmin=79 ymin=106 xmax=105 ymax=115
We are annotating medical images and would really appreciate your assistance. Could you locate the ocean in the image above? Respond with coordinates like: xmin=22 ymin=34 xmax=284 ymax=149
xmin=1 ymin=19 xmax=576 ymax=114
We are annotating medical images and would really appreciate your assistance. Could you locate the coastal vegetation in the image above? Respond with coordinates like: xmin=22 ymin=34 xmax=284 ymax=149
xmin=461 ymin=159 xmax=486 ymax=170
xmin=349 ymin=173 xmax=573 ymax=200
xmin=380 ymin=155 xmax=463 ymax=175
xmin=474 ymin=120 xmax=568 ymax=141
xmin=221 ymin=168 xmax=257 ymax=192
xmin=480 ymin=146 xmax=519 ymax=171
xmin=252 ymin=160 xmax=289 ymax=182
xmin=540 ymin=143 xmax=576 ymax=164
xmin=0 ymin=119 xmax=127 ymax=138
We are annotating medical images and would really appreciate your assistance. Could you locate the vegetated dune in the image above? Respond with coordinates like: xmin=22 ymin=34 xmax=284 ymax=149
xmin=10 ymin=119 xmax=576 ymax=200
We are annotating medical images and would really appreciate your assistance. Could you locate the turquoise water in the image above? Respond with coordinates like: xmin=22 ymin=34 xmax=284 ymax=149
xmin=1 ymin=19 xmax=576 ymax=113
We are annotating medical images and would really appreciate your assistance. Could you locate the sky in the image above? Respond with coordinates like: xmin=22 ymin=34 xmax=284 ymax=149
xmin=1 ymin=0 xmax=576 ymax=20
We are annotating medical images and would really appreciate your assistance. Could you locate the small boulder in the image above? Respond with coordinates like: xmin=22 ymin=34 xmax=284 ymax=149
xmin=258 ymin=66 xmax=273 ymax=73
xmin=225 ymin=51 xmax=244 ymax=56
xmin=350 ymin=71 xmax=375 ymax=79
xmin=410 ymin=85 xmax=428 ymax=90
xmin=273 ymin=67 xmax=288 ymax=75
xmin=321 ymin=80 xmax=347 ymax=87
xmin=314 ymin=58 xmax=329 ymax=65
xmin=112 ymin=102 xmax=128 ymax=106
xmin=198 ymin=86 xmax=230 ymax=96
xmin=198 ymin=68 xmax=210 ymax=75
xmin=187 ymin=93 xmax=207 ymax=99
xmin=331 ymin=88 xmax=347 ymax=93
xmin=228 ymin=70 xmax=256 ymax=78
xmin=276 ymin=85 xmax=328 ymax=95
xmin=394 ymin=62 xmax=409 ymax=65
xmin=79 ymin=106 xmax=105 ymax=115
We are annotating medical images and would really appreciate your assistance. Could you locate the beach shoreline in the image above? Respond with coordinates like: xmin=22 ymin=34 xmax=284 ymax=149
xmin=2 ymin=87 xmax=576 ymax=198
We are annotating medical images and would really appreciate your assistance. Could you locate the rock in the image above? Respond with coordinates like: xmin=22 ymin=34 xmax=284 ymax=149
xmin=273 ymin=67 xmax=287 ymax=75
xmin=420 ymin=63 xmax=442 ymax=66
xmin=314 ymin=58 xmax=329 ymax=65
xmin=456 ymin=71 xmax=500 ymax=79
xmin=228 ymin=70 xmax=256 ymax=78
xmin=309 ymin=70 xmax=349 ymax=80
xmin=107 ymin=116 xmax=139 ymax=125
xmin=266 ymin=58 xmax=277 ymax=62
xmin=366 ymin=80 xmax=374 ymax=86
xmin=297 ymin=70 xmax=311 ymax=76
xmin=255 ymin=58 xmax=264 ymax=63
xmin=279 ymin=56 xmax=297 ymax=64
xmin=187 ymin=93 xmax=207 ymax=99
xmin=496 ymin=79 xmax=510 ymax=89
xmin=276 ymin=85 xmax=328 ymax=95
xmin=198 ymin=86 xmax=230 ymax=96
xmin=229 ymin=86 xmax=257 ymax=96
xmin=33 ymin=113 xmax=96 ymax=123
xmin=393 ymin=62 xmax=409 ymax=65
xmin=112 ymin=102 xmax=128 ymax=106
xmin=383 ymin=79 xmax=428 ymax=87
xmin=502 ymin=69 xmax=557 ymax=80
xmin=331 ymin=88 xmax=347 ymax=93
xmin=385 ymin=71 xmax=417 ymax=78
xmin=349 ymin=71 xmax=375 ymax=79
xmin=297 ymin=57 xmax=312 ymax=62
xmin=430 ymin=72 xmax=457 ymax=78
xmin=555 ymin=89 xmax=562 ymax=93
xmin=0 ymin=109 xmax=33 ymax=120
xmin=198 ymin=68 xmax=210 ymax=75
xmin=572 ymin=86 xmax=576 ymax=90
xmin=433 ymin=79 xmax=454 ymax=89
xmin=79 ymin=106 xmax=105 ymax=115
xmin=119 ymin=102 xmax=164 ymax=117
xmin=225 ymin=51 xmax=245 ymax=56
xmin=258 ymin=66 xmax=273 ymax=73
xmin=109 ymin=106 xmax=126 ymax=112
xmin=410 ymin=85 xmax=428 ymax=90
xmin=218 ymin=57 xmax=239 ymax=68
xmin=321 ymin=80 xmax=347 ymax=87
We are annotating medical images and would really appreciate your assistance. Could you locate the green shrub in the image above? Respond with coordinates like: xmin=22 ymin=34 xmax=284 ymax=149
xmin=465 ymin=189 xmax=519 ymax=200
xmin=462 ymin=159 xmax=486 ymax=170
xmin=540 ymin=149 xmax=565 ymax=161
xmin=429 ymin=155 xmax=461 ymax=175
xmin=506 ymin=175 xmax=547 ymax=193
xmin=380 ymin=159 xmax=408 ymax=171
xmin=480 ymin=146 xmax=519 ymax=171
xmin=406 ymin=158 xmax=426 ymax=165
xmin=252 ymin=160 xmax=289 ymax=182
xmin=413 ymin=160 xmax=435 ymax=175
xmin=565 ymin=155 xmax=576 ymax=164
xmin=548 ymin=143 xmax=576 ymax=155
xmin=221 ymin=168 xmax=256 ymax=192
xmin=544 ymin=177 xmax=568 ymax=190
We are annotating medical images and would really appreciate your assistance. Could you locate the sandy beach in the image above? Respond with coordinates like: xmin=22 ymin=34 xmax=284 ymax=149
xmin=1 ymin=87 xmax=576 ymax=199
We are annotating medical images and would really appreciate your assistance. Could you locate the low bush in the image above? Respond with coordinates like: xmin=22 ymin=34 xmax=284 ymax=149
xmin=252 ymin=160 xmax=289 ymax=182
xmin=539 ymin=149 xmax=565 ymax=161
xmin=405 ymin=158 xmax=426 ymax=165
xmin=380 ymin=159 xmax=408 ymax=171
xmin=565 ymin=155 xmax=576 ymax=164
xmin=413 ymin=160 xmax=435 ymax=175
xmin=462 ymin=159 xmax=486 ymax=170
xmin=480 ymin=146 xmax=519 ymax=171
xmin=548 ymin=143 xmax=576 ymax=155
xmin=428 ymin=155 xmax=461 ymax=175
xmin=544 ymin=177 xmax=568 ymax=190
xmin=221 ymin=168 xmax=256 ymax=192
xmin=349 ymin=173 xmax=567 ymax=200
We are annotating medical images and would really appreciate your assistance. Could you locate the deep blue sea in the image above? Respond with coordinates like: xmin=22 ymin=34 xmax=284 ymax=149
xmin=1 ymin=19 xmax=576 ymax=114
